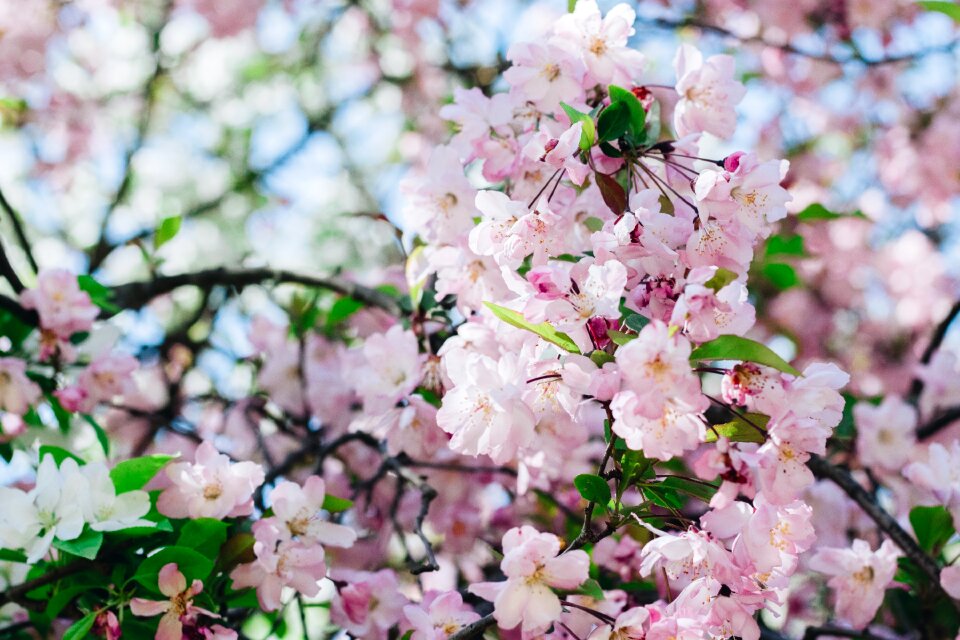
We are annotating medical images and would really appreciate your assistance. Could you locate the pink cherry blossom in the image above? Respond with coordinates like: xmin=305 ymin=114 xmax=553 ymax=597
xmin=469 ymin=526 xmax=589 ymax=634
xmin=0 ymin=357 xmax=41 ymax=415
xmin=503 ymin=42 xmax=585 ymax=111
xmin=552 ymin=0 xmax=644 ymax=87
xmin=20 ymin=269 xmax=99 ymax=340
xmin=673 ymin=44 xmax=746 ymax=139
xmin=346 ymin=324 xmax=423 ymax=414
xmin=808 ymin=539 xmax=901 ymax=629
xmin=402 ymin=591 xmax=481 ymax=640
xmin=268 ymin=476 xmax=357 ymax=547
xmin=130 ymin=563 xmax=219 ymax=640
xmin=330 ymin=569 xmax=409 ymax=640
xmin=230 ymin=519 xmax=329 ymax=611
xmin=157 ymin=441 xmax=265 ymax=520
xmin=854 ymin=396 xmax=917 ymax=471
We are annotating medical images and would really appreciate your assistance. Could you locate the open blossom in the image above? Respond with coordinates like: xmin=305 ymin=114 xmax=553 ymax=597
xmin=437 ymin=350 xmax=535 ymax=464
xmin=854 ymin=396 xmax=917 ymax=471
xmin=268 ymin=476 xmax=357 ymax=547
xmin=131 ymin=563 xmax=219 ymax=640
xmin=0 ymin=357 xmax=41 ymax=414
xmin=809 ymin=539 xmax=901 ymax=629
xmin=402 ymin=591 xmax=481 ymax=640
xmin=20 ymin=269 xmax=99 ymax=339
xmin=80 ymin=462 xmax=152 ymax=531
xmin=230 ymin=519 xmax=329 ymax=611
xmin=469 ymin=526 xmax=589 ymax=634
xmin=669 ymin=269 xmax=755 ymax=343
xmin=59 ymin=352 xmax=139 ymax=413
xmin=552 ymin=0 xmax=644 ymax=87
xmin=158 ymin=441 xmax=265 ymax=520
xmin=673 ymin=44 xmax=746 ymax=139
xmin=904 ymin=441 xmax=960 ymax=526
xmin=346 ymin=325 xmax=423 ymax=414
xmin=695 ymin=153 xmax=791 ymax=241
xmin=0 ymin=455 xmax=84 ymax=563
xmin=504 ymin=42 xmax=584 ymax=111
xmin=523 ymin=121 xmax=590 ymax=186
xmin=331 ymin=569 xmax=409 ymax=640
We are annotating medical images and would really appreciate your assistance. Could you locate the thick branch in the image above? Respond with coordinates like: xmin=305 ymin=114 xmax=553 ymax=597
xmin=0 ymin=561 xmax=92 ymax=608
xmin=449 ymin=614 xmax=496 ymax=640
xmin=643 ymin=16 xmax=958 ymax=66
xmin=0 ymin=185 xmax=37 ymax=274
xmin=910 ymin=300 xmax=960 ymax=401
xmin=807 ymin=455 xmax=953 ymax=604
xmin=916 ymin=405 xmax=960 ymax=440
xmin=109 ymin=267 xmax=401 ymax=316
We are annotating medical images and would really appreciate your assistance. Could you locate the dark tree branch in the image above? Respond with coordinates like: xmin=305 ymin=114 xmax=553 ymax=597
xmin=0 ymin=241 xmax=24 ymax=294
xmin=807 ymin=455 xmax=955 ymax=606
xmin=0 ymin=185 xmax=37 ymax=274
xmin=0 ymin=561 xmax=94 ymax=608
xmin=0 ymin=293 xmax=36 ymax=325
xmin=108 ymin=266 xmax=401 ymax=316
xmin=642 ymin=16 xmax=959 ymax=66
xmin=917 ymin=405 xmax=960 ymax=440
xmin=910 ymin=299 xmax=960 ymax=401
xmin=448 ymin=614 xmax=496 ymax=640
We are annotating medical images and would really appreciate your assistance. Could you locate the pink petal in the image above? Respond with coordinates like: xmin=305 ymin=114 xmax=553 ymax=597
xmin=129 ymin=599 xmax=171 ymax=618
xmin=158 ymin=563 xmax=187 ymax=597
xmin=156 ymin=612 xmax=183 ymax=640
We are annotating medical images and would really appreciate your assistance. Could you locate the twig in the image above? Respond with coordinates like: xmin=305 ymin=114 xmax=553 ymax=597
xmin=909 ymin=300 xmax=960 ymax=401
xmin=108 ymin=267 xmax=401 ymax=316
xmin=0 ymin=561 xmax=93 ymax=608
xmin=0 ymin=185 xmax=37 ymax=273
xmin=916 ymin=405 xmax=960 ymax=441
xmin=806 ymin=455 xmax=956 ymax=607
xmin=448 ymin=614 xmax=496 ymax=640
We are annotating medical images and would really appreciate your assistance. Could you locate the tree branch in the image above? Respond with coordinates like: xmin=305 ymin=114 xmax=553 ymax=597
xmin=916 ymin=405 xmax=960 ymax=440
xmin=108 ymin=266 xmax=401 ymax=316
xmin=642 ymin=16 xmax=958 ymax=66
xmin=910 ymin=299 xmax=960 ymax=401
xmin=0 ymin=185 xmax=37 ymax=274
xmin=806 ymin=455 xmax=955 ymax=606
xmin=448 ymin=614 xmax=496 ymax=640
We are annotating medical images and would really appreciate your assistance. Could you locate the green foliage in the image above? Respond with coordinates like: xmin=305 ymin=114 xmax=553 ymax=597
xmin=176 ymin=519 xmax=230 ymax=559
xmin=762 ymin=262 xmax=800 ymax=290
xmin=795 ymin=203 xmax=867 ymax=222
xmin=62 ymin=612 xmax=97 ymax=640
xmin=38 ymin=445 xmax=85 ymax=466
xmin=560 ymin=102 xmax=596 ymax=150
xmin=624 ymin=314 xmax=649 ymax=332
xmin=77 ymin=275 xmax=119 ymax=314
xmin=110 ymin=454 xmax=176 ymax=493
xmin=704 ymin=413 xmax=770 ymax=444
xmin=689 ymin=335 xmax=801 ymax=376
xmin=484 ymin=302 xmax=581 ymax=353
xmin=322 ymin=493 xmax=354 ymax=513
xmin=574 ymin=473 xmax=612 ymax=505
xmin=154 ymin=215 xmax=183 ymax=248
xmin=909 ymin=505 xmax=955 ymax=555
xmin=53 ymin=528 xmax=103 ymax=560
xmin=703 ymin=268 xmax=738 ymax=292
xmin=606 ymin=329 xmax=636 ymax=346
xmin=920 ymin=1 xmax=960 ymax=21
xmin=595 ymin=171 xmax=627 ymax=215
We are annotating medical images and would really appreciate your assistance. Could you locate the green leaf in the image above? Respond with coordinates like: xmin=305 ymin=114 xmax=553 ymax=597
xmin=217 ymin=533 xmax=256 ymax=572
xmin=46 ymin=392 xmax=73 ymax=434
xmin=321 ymin=494 xmax=354 ymax=513
xmin=608 ymin=85 xmax=646 ymax=140
xmin=560 ymin=102 xmax=596 ymax=151
xmin=62 ymin=612 xmax=97 ymax=640
xmin=574 ymin=474 xmax=611 ymax=505
xmin=82 ymin=414 xmax=109 ymax=456
xmin=624 ymin=314 xmax=649 ymax=332
xmin=704 ymin=413 xmax=770 ymax=444
xmin=134 ymin=546 xmax=215 ymax=592
xmin=597 ymin=101 xmax=630 ymax=143
xmin=796 ymin=203 xmax=867 ymax=222
xmin=765 ymin=234 xmax=805 ymax=257
xmin=910 ymin=505 xmax=955 ymax=554
xmin=690 ymin=335 xmax=801 ymax=376
xmin=595 ymin=172 xmax=627 ymax=215
xmin=576 ymin=578 xmax=605 ymax=600
xmin=77 ymin=275 xmax=120 ymax=314
xmin=0 ymin=549 xmax=27 ymax=563
xmin=589 ymin=350 xmax=615 ymax=367
xmin=327 ymin=297 xmax=364 ymax=327
xmin=920 ymin=0 xmax=960 ymax=21
xmin=0 ymin=308 xmax=34 ymax=348
xmin=54 ymin=528 xmax=103 ymax=560
xmin=39 ymin=445 xmax=85 ymax=467
xmin=606 ymin=329 xmax=636 ymax=346
xmin=484 ymin=302 xmax=581 ymax=353
xmin=583 ymin=216 xmax=604 ymax=233
xmin=762 ymin=262 xmax=800 ymax=290
xmin=176 ymin=519 xmax=229 ymax=559
xmin=642 ymin=483 xmax=686 ymax=510
xmin=703 ymin=268 xmax=738 ymax=292
xmin=618 ymin=450 xmax=653 ymax=498
xmin=154 ymin=215 xmax=182 ymax=248
xmin=400 ymin=631 xmax=415 ymax=640
xmin=110 ymin=455 xmax=175 ymax=493
xmin=658 ymin=476 xmax=719 ymax=503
